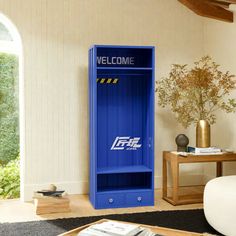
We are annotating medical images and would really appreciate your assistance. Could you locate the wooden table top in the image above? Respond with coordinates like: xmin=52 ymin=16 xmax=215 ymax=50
xmin=59 ymin=219 xmax=204 ymax=236
xmin=164 ymin=151 xmax=236 ymax=163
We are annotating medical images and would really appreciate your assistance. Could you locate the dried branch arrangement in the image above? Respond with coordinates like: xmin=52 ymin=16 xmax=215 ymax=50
xmin=156 ymin=56 xmax=236 ymax=128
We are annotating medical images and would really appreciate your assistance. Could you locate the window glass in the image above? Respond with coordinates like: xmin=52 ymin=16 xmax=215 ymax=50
xmin=0 ymin=22 xmax=13 ymax=41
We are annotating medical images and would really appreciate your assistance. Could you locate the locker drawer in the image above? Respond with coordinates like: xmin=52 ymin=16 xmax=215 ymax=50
xmin=126 ymin=191 xmax=153 ymax=207
xmin=96 ymin=193 xmax=125 ymax=209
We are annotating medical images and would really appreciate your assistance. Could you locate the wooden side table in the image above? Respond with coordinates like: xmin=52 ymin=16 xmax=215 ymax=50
xmin=162 ymin=151 xmax=236 ymax=206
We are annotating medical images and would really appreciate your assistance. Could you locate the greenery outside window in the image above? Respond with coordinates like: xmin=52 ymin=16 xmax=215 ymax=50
xmin=0 ymin=21 xmax=20 ymax=199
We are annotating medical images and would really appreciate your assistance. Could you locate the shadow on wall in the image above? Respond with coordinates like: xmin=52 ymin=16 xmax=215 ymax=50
xmin=156 ymin=109 xmax=205 ymax=186
xmin=77 ymin=65 xmax=89 ymax=180
xmin=156 ymin=108 xmax=235 ymax=150
xmin=156 ymin=108 xmax=188 ymax=144
xmin=211 ymin=116 xmax=233 ymax=148
xmin=204 ymin=114 xmax=236 ymax=178
xmin=211 ymin=114 xmax=236 ymax=174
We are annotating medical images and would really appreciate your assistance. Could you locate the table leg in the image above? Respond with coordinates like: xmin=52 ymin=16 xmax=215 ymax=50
xmin=171 ymin=158 xmax=179 ymax=205
xmin=216 ymin=162 xmax=222 ymax=177
xmin=162 ymin=155 xmax=167 ymax=198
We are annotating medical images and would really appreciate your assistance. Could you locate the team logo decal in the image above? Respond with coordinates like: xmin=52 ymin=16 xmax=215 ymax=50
xmin=111 ymin=136 xmax=142 ymax=151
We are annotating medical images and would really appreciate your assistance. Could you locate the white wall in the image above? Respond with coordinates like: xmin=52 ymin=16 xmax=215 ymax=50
xmin=0 ymin=0 xmax=205 ymax=201
xmin=203 ymin=5 xmax=236 ymax=180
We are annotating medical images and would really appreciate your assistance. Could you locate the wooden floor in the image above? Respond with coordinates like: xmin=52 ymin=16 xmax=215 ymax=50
xmin=0 ymin=187 xmax=203 ymax=223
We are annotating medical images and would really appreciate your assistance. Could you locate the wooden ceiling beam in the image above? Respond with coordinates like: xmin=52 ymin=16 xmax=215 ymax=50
xmin=178 ymin=0 xmax=234 ymax=22
xmin=217 ymin=0 xmax=236 ymax=3
xmin=206 ymin=0 xmax=231 ymax=8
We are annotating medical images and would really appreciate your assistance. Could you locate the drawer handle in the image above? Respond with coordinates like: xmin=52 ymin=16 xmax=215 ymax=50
xmin=137 ymin=196 xmax=142 ymax=202
xmin=108 ymin=198 xmax=114 ymax=204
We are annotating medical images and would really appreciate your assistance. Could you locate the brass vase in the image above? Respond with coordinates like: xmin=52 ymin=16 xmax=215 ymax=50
xmin=196 ymin=120 xmax=210 ymax=148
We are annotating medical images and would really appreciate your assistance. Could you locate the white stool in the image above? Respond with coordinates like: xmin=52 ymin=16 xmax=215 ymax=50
xmin=204 ymin=176 xmax=236 ymax=236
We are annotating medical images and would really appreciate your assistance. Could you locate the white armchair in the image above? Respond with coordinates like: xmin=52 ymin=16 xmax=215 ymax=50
xmin=204 ymin=176 xmax=236 ymax=236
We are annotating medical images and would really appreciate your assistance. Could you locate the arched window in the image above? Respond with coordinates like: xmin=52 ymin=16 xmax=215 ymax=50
xmin=0 ymin=17 xmax=21 ymax=55
xmin=0 ymin=13 xmax=23 ymax=200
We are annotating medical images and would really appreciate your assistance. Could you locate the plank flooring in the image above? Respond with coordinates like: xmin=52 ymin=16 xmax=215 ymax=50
xmin=0 ymin=188 xmax=203 ymax=223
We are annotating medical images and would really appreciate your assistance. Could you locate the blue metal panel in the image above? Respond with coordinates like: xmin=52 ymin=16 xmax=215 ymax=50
xmin=89 ymin=45 xmax=155 ymax=209
xmin=89 ymin=47 xmax=95 ymax=207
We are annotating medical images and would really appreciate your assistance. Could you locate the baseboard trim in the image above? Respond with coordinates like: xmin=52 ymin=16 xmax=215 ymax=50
xmin=23 ymin=174 xmax=206 ymax=202
xmin=23 ymin=181 xmax=88 ymax=202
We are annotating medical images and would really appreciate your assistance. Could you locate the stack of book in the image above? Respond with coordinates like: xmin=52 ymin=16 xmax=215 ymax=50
xmin=77 ymin=221 xmax=158 ymax=236
xmin=188 ymin=146 xmax=222 ymax=155
xmin=33 ymin=193 xmax=70 ymax=215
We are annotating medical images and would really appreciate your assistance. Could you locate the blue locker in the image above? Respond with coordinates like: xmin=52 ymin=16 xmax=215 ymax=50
xmin=89 ymin=45 xmax=155 ymax=209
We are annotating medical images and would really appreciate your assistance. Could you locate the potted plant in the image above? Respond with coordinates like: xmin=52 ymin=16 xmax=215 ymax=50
xmin=156 ymin=56 xmax=236 ymax=147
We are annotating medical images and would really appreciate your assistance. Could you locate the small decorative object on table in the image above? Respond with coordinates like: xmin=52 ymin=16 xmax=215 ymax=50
xmin=37 ymin=190 xmax=65 ymax=197
xmin=175 ymin=134 xmax=189 ymax=152
xmin=48 ymin=183 xmax=57 ymax=191
xmin=156 ymin=56 xmax=236 ymax=148
xmin=196 ymin=120 xmax=210 ymax=148
xmin=37 ymin=184 xmax=65 ymax=197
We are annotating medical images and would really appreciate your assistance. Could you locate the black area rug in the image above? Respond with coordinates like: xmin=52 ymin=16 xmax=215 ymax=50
xmin=0 ymin=209 xmax=222 ymax=236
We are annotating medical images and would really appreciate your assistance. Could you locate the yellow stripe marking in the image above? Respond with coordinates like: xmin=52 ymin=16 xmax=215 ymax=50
xmin=107 ymin=78 xmax=112 ymax=84
xmin=113 ymin=78 xmax=119 ymax=84
xmin=100 ymin=78 xmax=106 ymax=83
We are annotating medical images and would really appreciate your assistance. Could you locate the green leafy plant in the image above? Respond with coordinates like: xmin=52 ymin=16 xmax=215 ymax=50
xmin=0 ymin=156 xmax=20 ymax=199
xmin=156 ymin=56 xmax=236 ymax=128
xmin=0 ymin=52 xmax=19 ymax=164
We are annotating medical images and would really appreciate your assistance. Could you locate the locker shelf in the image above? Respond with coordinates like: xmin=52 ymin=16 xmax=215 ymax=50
xmin=97 ymin=68 xmax=152 ymax=76
xmin=97 ymin=165 xmax=152 ymax=174
xmin=96 ymin=189 xmax=152 ymax=194
xmin=97 ymin=172 xmax=152 ymax=192
xmin=97 ymin=67 xmax=152 ymax=70
xmin=97 ymin=187 xmax=152 ymax=193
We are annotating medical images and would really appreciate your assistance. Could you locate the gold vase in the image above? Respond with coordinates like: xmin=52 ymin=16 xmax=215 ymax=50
xmin=196 ymin=120 xmax=210 ymax=148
